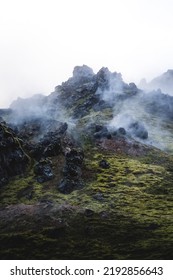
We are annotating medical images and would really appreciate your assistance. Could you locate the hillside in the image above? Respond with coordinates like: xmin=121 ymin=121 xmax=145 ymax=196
xmin=1 ymin=65 xmax=173 ymax=259
xmin=139 ymin=69 xmax=173 ymax=95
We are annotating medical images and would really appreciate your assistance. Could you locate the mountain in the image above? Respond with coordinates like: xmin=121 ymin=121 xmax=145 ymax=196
xmin=139 ymin=69 xmax=173 ymax=95
xmin=1 ymin=65 xmax=173 ymax=259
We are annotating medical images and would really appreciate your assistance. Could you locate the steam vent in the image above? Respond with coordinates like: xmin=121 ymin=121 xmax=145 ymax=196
xmin=1 ymin=65 xmax=173 ymax=259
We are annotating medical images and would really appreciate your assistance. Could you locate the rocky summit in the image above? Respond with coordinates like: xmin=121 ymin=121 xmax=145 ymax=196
xmin=1 ymin=65 xmax=173 ymax=259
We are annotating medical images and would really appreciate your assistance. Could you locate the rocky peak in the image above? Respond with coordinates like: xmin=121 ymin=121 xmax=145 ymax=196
xmin=72 ymin=65 xmax=94 ymax=79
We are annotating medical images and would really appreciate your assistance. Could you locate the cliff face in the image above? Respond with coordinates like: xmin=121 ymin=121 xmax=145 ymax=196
xmin=1 ymin=65 xmax=173 ymax=259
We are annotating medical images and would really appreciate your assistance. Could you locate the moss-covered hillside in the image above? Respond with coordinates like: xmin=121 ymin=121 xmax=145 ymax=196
xmin=0 ymin=65 xmax=173 ymax=259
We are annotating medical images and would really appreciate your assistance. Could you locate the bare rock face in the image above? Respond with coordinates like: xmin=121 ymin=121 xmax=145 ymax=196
xmin=0 ymin=122 xmax=29 ymax=187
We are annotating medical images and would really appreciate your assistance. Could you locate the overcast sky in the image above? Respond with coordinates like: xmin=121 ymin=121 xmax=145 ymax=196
xmin=0 ymin=0 xmax=173 ymax=107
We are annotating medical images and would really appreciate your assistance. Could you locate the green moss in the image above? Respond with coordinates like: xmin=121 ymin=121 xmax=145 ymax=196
xmin=0 ymin=176 xmax=39 ymax=205
xmin=1 ymin=140 xmax=173 ymax=259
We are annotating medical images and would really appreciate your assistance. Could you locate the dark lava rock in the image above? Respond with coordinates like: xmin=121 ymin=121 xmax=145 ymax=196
xmin=86 ymin=123 xmax=112 ymax=140
xmin=112 ymin=127 xmax=127 ymax=138
xmin=34 ymin=159 xmax=54 ymax=183
xmin=63 ymin=164 xmax=81 ymax=177
xmin=99 ymin=159 xmax=110 ymax=169
xmin=95 ymin=67 xmax=127 ymax=99
xmin=73 ymin=65 xmax=94 ymax=80
xmin=95 ymin=124 xmax=105 ymax=132
xmin=128 ymin=121 xmax=148 ymax=139
xmin=128 ymin=83 xmax=138 ymax=94
xmin=118 ymin=127 xmax=126 ymax=135
xmin=72 ymin=95 xmax=100 ymax=118
xmin=65 ymin=149 xmax=84 ymax=165
xmin=86 ymin=123 xmax=103 ymax=134
xmin=59 ymin=65 xmax=95 ymax=94
xmin=28 ymin=133 xmax=62 ymax=160
xmin=17 ymin=118 xmax=67 ymax=141
xmin=48 ymin=65 xmax=139 ymax=122
xmin=96 ymin=67 xmax=112 ymax=90
xmin=0 ymin=123 xmax=29 ymax=187
xmin=94 ymin=126 xmax=111 ymax=139
xmin=84 ymin=208 xmax=95 ymax=217
xmin=20 ymin=120 xmax=67 ymax=160
xmin=58 ymin=148 xmax=84 ymax=194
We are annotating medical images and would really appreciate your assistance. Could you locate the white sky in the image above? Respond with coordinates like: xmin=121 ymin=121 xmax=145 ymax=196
xmin=0 ymin=0 xmax=173 ymax=107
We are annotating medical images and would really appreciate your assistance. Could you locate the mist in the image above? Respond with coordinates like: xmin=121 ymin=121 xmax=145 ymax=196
xmin=1 ymin=0 xmax=173 ymax=108
xmin=5 ymin=62 xmax=173 ymax=157
xmin=139 ymin=70 xmax=173 ymax=96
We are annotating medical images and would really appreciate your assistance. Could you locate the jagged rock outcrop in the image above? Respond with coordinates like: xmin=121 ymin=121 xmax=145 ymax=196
xmin=58 ymin=148 xmax=84 ymax=194
xmin=0 ymin=116 xmax=69 ymax=187
xmin=73 ymin=64 xmax=95 ymax=81
xmin=47 ymin=65 xmax=139 ymax=120
xmin=0 ymin=122 xmax=29 ymax=187
xmin=13 ymin=118 xmax=68 ymax=160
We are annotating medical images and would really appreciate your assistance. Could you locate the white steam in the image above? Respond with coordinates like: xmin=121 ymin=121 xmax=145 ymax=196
xmin=96 ymin=69 xmax=124 ymax=104
xmin=98 ymin=73 xmax=173 ymax=153
xmin=139 ymin=70 xmax=173 ymax=96
xmin=3 ymin=65 xmax=173 ymax=154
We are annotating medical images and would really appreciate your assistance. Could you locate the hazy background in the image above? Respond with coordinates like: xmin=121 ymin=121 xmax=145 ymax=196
xmin=0 ymin=0 xmax=173 ymax=108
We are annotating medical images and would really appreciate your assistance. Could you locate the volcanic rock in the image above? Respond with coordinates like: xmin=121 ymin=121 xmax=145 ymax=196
xmin=34 ymin=159 xmax=54 ymax=183
xmin=15 ymin=119 xmax=67 ymax=160
xmin=58 ymin=148 xmax=84 ymax=194
xmin=128 ymin=121 xmax=148 ymax=139
xmin=94 ymin=126 xmax=111 ymax=139
xmin=112 ymin=127 xmax=127 ymax=138
xmin=0 ymin=122 xmax=29 ymax=187
xmin=99 ymin=159 xmax=110 ymax=169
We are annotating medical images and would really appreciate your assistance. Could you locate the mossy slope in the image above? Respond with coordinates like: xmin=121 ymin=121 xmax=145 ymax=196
xmin=0 ymin=142 xmax=173 ymax=259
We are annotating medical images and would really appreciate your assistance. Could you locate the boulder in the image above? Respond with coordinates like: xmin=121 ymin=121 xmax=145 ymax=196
xmin=112 ymin=127 xmax=127 ymax=137
xmin=128 ymin=121 xmax=148 ymax=139
xmin=99 ymin=159 xmax=110 ymax=169
xmin=34 ymin=159 xmax=54 ymax=183
xmin=94 ymin=126 xmax=111 ymax=139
